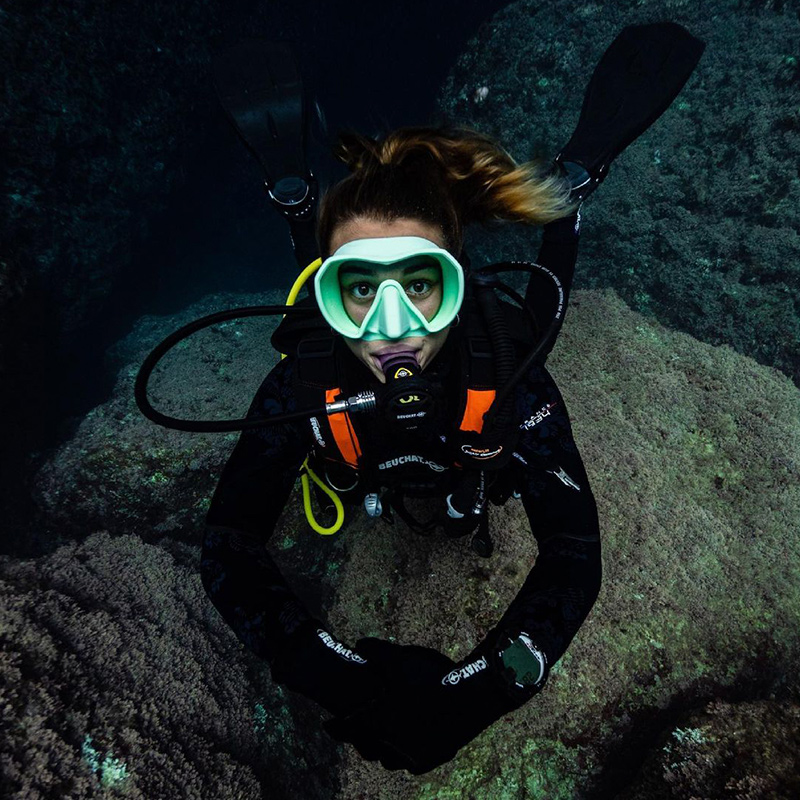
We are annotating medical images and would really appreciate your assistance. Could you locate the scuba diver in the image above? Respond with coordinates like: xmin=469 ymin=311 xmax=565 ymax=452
xmin=135 ymin=23 xmax=704 ymax=774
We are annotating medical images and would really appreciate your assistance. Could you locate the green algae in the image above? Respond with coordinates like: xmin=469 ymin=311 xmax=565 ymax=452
xmin=81 ymin=735 xmax=129 ymax=789
xmin=410 ymin=736 xmax=587 ymax=800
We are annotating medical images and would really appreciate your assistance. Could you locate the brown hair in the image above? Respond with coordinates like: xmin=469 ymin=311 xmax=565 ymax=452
xmin=316 ymin=125 xmax=577 ymax=259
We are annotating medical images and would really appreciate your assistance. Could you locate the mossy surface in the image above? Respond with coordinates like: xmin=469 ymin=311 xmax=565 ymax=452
xmin=321 ymin=290 xmax=800 ymax=798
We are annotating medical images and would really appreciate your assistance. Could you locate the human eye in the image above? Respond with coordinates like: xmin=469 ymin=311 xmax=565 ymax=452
xmin=406 ymin=279 xmax=433 ymax=297
xmin=347 ymin=282 xmax=376 ymax=300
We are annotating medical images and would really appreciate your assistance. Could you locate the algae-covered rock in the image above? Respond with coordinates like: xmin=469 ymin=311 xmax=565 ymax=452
xmin=321 ymin=289 xmax=800 ymax=798
xmin=24 ymin=286 xmax=799 ymax=797
xmin=32 ymin=291 xmax=285 ymax=544
xmin=620 ymin=699 xmax=800 ymax=800
xmin=0 ymin=532 xmax=340 ymax=800
xmin=443 ymin=0 xmax=800 ymax=385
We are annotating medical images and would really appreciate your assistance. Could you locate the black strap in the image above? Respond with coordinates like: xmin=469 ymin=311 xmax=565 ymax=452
xmin=471 ymin=508 xmax=494 ymax=558
xmin=383 ymin=489 xmax=438 ymax=536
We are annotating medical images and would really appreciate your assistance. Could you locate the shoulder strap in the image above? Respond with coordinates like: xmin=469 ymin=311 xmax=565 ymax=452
xmin=271 ymin=295 xmax=328 ymax=356
xmin=291 ymin=334 xmax=363 ymax=471
xmin=453 ymin=296 xmax=530 ymax=468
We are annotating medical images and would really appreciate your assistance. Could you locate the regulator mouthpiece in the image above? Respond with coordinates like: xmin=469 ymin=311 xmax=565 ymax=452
xmin=381 ymin=352 xmax=420 ymax=380
xmin=380 ymin=353 xmax=436 ymax=432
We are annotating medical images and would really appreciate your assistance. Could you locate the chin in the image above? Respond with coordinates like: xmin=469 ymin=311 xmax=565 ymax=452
xmin=367 ymin=359 xmax=387 ymax=383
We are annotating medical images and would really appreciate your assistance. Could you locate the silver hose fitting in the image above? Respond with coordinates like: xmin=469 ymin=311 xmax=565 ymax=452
xmin=325 ymin=391 xmax=377 ymax=415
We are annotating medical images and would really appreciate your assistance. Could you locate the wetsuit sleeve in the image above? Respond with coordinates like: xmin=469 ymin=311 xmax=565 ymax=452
xmin=200 ymin=356 xmax=313 ymax=663
xmin=525 ymin=210 xmax=581 ymax=362
xmin=495 ymin=360 xmax=602 ymax=667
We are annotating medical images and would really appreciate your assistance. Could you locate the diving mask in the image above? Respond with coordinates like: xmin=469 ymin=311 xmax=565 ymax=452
xmin=314 ymin=236 xmax=465 ymax=341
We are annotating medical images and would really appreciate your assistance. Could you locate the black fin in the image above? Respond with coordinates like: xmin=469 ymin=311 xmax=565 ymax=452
xmin=212 ymin=39 xmax=318 ymax=219
xmin=557 ymin=22 xmax=706 ymax=200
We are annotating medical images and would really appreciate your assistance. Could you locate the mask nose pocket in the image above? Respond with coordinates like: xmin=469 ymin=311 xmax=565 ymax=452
xmin=362 ymin=280 xmax=428 ymax=340
xmin=373 ymin=284 xmax=410 ymax=339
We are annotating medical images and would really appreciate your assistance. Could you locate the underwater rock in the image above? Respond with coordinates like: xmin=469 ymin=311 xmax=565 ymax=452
xmin=32 ymin=291 xmax=285 ymax=545
xmin=442 ymin=1 xmax=800 ymax=386
xmin=322 ymin=288 xmax=800 ymax=797
xmin=1 ymin=2 xmax=224 ymax=334
xmin=0 ymin=531 xmax=340 ymax=800
xmin=26 ymin=285 xmax=800 ymax=797
xmin=619 ymin=699 xmax=800 ymax=799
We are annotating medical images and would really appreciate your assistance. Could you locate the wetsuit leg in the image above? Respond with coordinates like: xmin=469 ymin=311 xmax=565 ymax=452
xmin=525 ymin=210 xmax=581 ymax=362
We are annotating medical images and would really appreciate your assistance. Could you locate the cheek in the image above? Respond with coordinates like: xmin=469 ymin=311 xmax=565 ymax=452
xmin=423 ymin=328 xmax=449 ymax=356
xmin=420 ymin=286 xmax=443 ymax=320
xmin=342 ymin=293 xmax=367 ymax=324
xmin=343 ymin=336 xmax=369 ymax=366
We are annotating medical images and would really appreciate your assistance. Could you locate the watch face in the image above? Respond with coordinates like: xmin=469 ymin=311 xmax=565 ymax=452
xmin=500 ymin=635 xmax=546 ymax=688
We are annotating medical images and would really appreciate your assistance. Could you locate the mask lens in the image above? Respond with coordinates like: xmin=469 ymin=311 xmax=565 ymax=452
xmin=339 ymin=258 xmax=443 ymax=327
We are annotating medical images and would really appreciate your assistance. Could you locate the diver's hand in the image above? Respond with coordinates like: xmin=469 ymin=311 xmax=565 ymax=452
xmin=269 ymin=619 xmax=386 ymax=717
xmin=323 ymin=631 xmax=536 ymax=774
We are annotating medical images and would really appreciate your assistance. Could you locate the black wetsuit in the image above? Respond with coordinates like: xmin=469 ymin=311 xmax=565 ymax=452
xmin=201 ymin=212 xmax=601 ymax=674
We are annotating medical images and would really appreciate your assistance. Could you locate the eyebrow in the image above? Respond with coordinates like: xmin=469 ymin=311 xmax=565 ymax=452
xmin=339 ymin=261 xmax=439 ymax=278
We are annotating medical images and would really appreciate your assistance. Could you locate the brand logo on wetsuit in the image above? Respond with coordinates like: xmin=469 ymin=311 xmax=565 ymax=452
xmin=547 ymin=466 xmax=581 ymax=491
xmin=310 ymin=417 xmax=326 ymax=448
xmin=520 ymin=402 xmax=559 ymax=431
xmin=378 ymin=455 xmax=446 ymax=472
xmin=460 ymin=445 xmax=503 ymax=460
xmin=316 ymin=629 xmax=367 ymax=664
xmin=442 ymin=655 xmax=488 ymax=686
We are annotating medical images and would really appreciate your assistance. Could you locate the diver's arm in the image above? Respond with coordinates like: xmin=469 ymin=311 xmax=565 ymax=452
xmin=201 ymin=356 xmax=313 ymax=659
xmin=495 ymin=363 xmax=602 ymax=667
xmin=496 ymin=495 xmax=601 ymax=666
xmin=200 ymin=357 xmax=385 ymax=716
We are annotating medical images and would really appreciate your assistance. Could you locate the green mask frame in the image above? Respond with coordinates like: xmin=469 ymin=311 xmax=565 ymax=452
xmin=314 ymin=236 xmax=465 ymax=341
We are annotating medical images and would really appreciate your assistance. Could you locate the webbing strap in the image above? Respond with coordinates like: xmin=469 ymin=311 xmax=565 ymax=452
xmin=459 ymin=389 xmax=496 ymax=434
xmin=325 ymin=387 xmax=362 ymax=467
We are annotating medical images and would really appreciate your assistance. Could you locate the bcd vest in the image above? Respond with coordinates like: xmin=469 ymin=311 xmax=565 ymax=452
xmin=272 ymin=295 xmax=536 ymax=524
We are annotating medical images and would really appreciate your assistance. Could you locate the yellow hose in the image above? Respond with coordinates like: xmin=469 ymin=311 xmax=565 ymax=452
xmin=281 ymin=258 xmax=346 ymax=535
xmin=300 ymin=459 xmax=345 ymax=535
xmin=281 ymin=257 xmax=322 ymax=360
xmin=286 ymin=257 xmax=323 ymax=306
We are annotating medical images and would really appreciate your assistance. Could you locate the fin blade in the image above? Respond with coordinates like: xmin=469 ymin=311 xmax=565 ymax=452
xmin=560 ymin=22 xmax=706 ymax=178
xmin=212 ymin=39 xmax=308 ymax=185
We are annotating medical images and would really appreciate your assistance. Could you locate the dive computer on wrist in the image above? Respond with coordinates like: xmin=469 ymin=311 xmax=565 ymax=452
xmin=497 ymin=632 xmax=548 ymax=692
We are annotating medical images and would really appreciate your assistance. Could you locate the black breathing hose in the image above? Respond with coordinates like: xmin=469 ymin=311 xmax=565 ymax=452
xmin=134 ymin=305 xmax=326 ymax=432
xmin=134 ymin=263 xmax=563 ymax=434
xmin=472 ymin=263 xmax=565 ymax=424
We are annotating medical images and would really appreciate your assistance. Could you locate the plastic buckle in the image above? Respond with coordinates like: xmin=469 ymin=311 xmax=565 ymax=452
xmin=467 ymin=336 xmax=493 ymax=360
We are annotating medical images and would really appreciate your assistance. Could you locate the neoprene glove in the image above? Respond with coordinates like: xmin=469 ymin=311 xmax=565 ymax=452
xmin=323 ymin=627 xmax=545 ymax=774
xmin=269 ymin=618 xmax=386 ymax=718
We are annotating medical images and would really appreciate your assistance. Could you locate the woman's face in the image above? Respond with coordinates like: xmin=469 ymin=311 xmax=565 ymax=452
xmin=328 ymin=217 xmax=453 ymax=383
